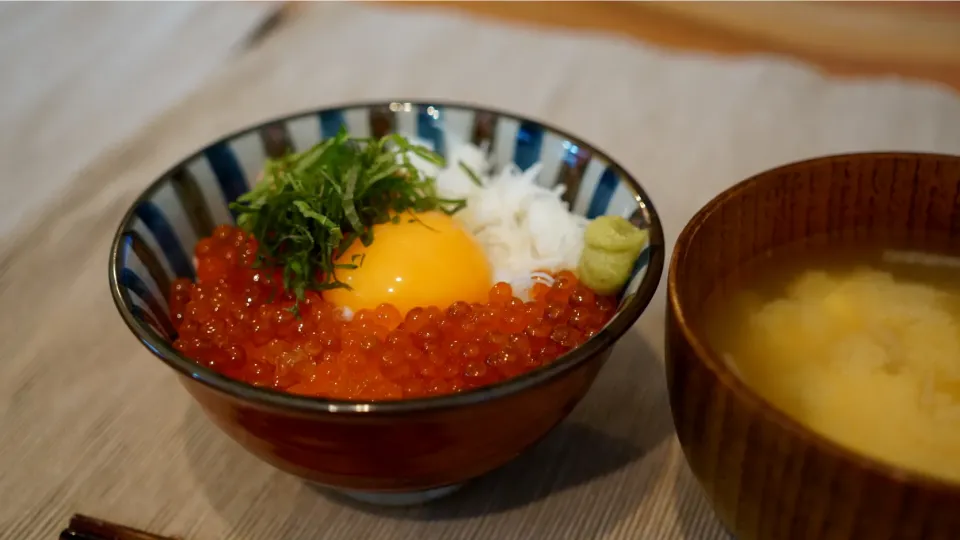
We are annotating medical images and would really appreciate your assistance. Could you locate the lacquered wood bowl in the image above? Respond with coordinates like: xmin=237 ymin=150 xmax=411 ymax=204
xmin=109 ymin=101 xmax=665 ymax=505
xmin=667 ymin=152 xmax=960 ymax=539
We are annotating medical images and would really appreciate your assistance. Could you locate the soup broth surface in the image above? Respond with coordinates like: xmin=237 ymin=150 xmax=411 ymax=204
xmin=702 ymin=241 xmax=960 ymax=482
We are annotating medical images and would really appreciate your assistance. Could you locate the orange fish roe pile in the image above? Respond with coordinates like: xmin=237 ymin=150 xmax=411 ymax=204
xmin=169 ymin=225 xmax=617 ymax=400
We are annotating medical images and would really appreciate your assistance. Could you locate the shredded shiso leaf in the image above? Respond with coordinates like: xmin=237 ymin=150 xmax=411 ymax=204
xmin=230 ymin=127 xmax=465 ymax=308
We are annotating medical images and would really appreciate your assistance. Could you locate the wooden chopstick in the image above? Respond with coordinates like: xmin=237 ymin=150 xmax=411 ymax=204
xmin=59 ymin=515 xmax=181 ymax=540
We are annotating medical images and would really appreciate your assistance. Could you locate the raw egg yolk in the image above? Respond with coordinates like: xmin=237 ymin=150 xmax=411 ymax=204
xmin=324 ymin=211 xmax=493 ymax=316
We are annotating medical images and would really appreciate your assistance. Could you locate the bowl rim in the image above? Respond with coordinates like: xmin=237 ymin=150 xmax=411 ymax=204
xmin=109 ymin=98 xmax=666 ymax=415
xmin=668 ymin=151 xmax=960 ymax=494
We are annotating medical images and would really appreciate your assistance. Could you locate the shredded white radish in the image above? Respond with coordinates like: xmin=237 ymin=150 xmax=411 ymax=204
xmin=410 ymin=139 xmax=588 ymax=298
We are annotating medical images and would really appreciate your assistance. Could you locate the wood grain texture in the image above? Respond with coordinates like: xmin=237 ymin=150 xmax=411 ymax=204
xmin=60 ymin=514 xmax=181 ymax=540
xmin=667 ymin=153 xmax=960 ymax=540
xmin=379 ymin=1 xmax=960 ymax=92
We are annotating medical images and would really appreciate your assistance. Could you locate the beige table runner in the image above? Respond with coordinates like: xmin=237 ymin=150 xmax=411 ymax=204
xmin=3 ymin=4 xmax=960 ymax=539
xmin=0 ymin=1 xmax=278 ymax=244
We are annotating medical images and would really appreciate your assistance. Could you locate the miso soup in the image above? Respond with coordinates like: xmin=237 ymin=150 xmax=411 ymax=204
xmin=702 ymin=242 xmax=960 ymax=482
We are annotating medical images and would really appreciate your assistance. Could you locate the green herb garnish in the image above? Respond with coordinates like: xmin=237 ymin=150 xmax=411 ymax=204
xmin=458 ymin=160 xmax=484 ymax=188
xmin=230 ymin=128 xmax=465 ymax=308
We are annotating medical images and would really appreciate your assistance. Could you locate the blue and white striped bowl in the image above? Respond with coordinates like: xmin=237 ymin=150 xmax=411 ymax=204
xmin=109 ymin=101 xmax=665 ymax=412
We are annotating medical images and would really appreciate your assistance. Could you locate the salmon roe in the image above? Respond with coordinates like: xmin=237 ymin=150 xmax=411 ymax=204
xmin=169 ymin=225 xmax=617 ymax=401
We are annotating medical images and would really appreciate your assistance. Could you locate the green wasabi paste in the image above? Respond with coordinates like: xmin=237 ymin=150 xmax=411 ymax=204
xmin=577 ymin=215 xmax=648 ymax=295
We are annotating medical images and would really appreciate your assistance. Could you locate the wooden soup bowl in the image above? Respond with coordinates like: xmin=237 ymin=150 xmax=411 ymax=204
xmin=667 ymin=152 xmax=960 ymax=540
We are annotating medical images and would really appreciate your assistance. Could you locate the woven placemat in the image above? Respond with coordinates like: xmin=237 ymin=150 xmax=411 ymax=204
xmin=0 ymin=1 xmax=278 ymax=246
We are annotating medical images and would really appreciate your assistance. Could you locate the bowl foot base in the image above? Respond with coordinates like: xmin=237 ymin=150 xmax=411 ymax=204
xmin=331 ymin=483 xmax=465 ymax=506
